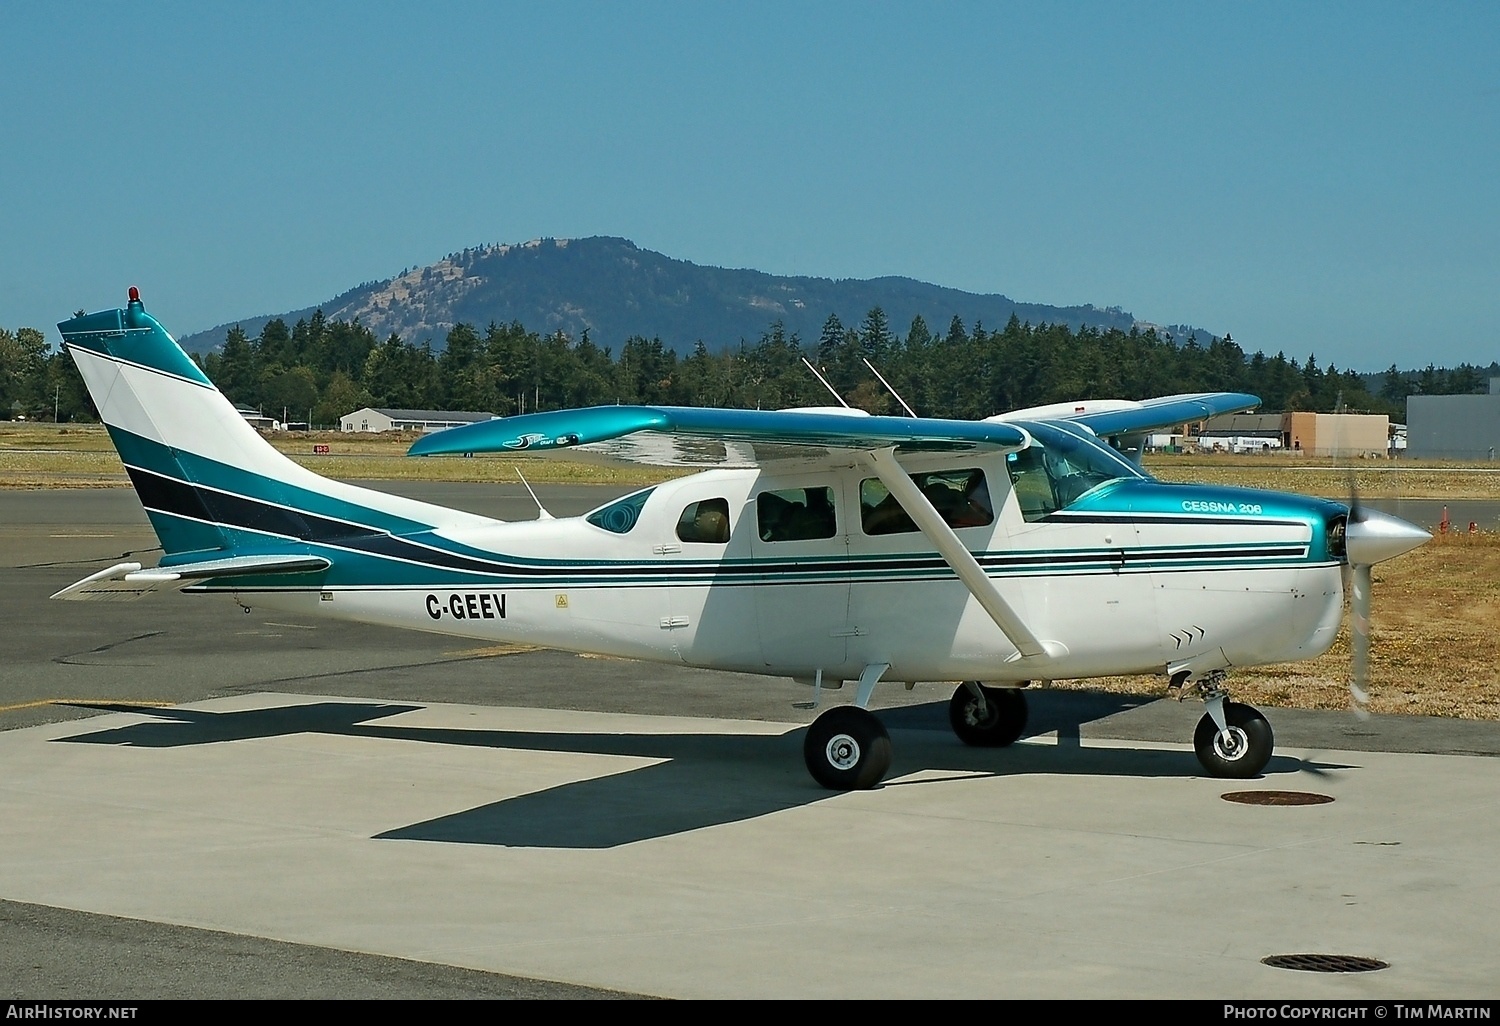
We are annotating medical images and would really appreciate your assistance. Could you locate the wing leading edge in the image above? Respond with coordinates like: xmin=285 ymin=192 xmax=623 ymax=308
xmin=988 ymin=391 xmax=1260 ymax=438
xmin=408 ymin=405 xmax=1032 ymax=468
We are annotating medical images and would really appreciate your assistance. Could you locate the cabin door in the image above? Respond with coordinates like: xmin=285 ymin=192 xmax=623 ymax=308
xmin=747 ymin=477 xmax=851 ymax=674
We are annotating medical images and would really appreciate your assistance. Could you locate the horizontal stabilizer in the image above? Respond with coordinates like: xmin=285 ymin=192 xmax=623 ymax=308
xmin=49 ymin=562 xmax=150 ymax=602
xmin=51 ymin=554 xmax=330 ymax=602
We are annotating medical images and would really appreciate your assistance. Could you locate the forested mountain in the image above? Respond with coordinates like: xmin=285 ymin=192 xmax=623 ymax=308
xmin=186 ymin=310 xmax=1413 ymax=427
xmin=176 ymin=236 xmax=1189 ymax=357
xmin=4 ymin=237 xmax=1496 ymax=425
xmin=5 ymin=306 xmax=1495 ymax=425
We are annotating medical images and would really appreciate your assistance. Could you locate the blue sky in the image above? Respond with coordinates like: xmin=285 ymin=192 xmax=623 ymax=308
xmin=3 ymin=2 xmax=1496 ymax=372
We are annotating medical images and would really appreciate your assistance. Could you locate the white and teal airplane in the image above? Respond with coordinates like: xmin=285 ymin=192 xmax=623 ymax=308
xmin=52 ymin=289 xmax=1430 ymax=789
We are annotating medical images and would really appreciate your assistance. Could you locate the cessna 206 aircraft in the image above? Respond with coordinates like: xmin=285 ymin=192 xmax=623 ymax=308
xmin=53 ymin=289 xmax=1430 ymax=789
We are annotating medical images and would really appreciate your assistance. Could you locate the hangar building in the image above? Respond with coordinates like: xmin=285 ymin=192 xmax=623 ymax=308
xmin=339 ymin=408 xmax=498 ymax=433
xmin=1196 ymin=412 xmax=1389 ymax=457
xmin=1281 ymin=412 xmax=1389 ymax=457
xmin=1406 ymin=379 xmax=1500 ymax=460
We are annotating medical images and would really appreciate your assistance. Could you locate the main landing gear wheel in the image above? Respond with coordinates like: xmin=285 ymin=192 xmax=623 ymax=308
xmin=948 ymin=683 xmax=1028 ymax=747
xmin=804 ymin=706 xmax=892 ymax=790
xmin=1193 ymin=702 xmax=1274 ymax=778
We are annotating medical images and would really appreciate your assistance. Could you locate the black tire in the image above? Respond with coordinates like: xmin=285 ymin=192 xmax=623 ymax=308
xmin=803 ymin=706 xmax=892 ymax=790
xmin=1193 ymin=702 xmax=1274 ymax=778
xmin=948 ymin=683 xmax=1028 ymax=747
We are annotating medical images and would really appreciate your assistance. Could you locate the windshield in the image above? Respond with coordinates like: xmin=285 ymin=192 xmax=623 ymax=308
xmin=1006 ymin=421 xmax=1148 ymax=521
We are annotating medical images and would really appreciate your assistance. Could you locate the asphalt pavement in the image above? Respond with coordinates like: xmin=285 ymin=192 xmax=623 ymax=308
xmin=2 ymin=483 xmax=1497 ymax=999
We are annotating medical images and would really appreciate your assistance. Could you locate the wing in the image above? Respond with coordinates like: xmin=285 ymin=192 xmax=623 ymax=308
xmin=407 ymin=405 xmax=1031 ymax=467
xmin=987 ymin=391 xmax=1260 ymax=438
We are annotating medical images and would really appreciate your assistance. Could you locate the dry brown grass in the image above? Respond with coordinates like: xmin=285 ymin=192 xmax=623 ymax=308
xmin=8 ymin=426 xmax=1489 ymax=494
xmin=1060 ymin=530 xmax=1500 ymax=720
xmin=1145 ymin=452 xmax=1500 ymax=499
xmin=0 ymin=423 xmax=670 ymax=488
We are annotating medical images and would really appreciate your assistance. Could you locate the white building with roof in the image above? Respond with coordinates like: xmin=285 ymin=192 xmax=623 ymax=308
xmin=339 ymin=408 xmax=498 ymax=433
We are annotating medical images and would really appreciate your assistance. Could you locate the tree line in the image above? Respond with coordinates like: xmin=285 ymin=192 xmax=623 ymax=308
xmin=2 ymin=309 xmax=1496 ymax=425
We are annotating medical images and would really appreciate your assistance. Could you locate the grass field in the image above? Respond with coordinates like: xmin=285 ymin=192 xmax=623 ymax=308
xmin=1144 ymin=453 xmax=1500 ymax=501
xmin=5 ymin=421 xmax=1495 ymax=720
xmin=0 ymin=423 xmax=672 ymax=488
xmin=6 ymin=423 xmax=1499 ymax=496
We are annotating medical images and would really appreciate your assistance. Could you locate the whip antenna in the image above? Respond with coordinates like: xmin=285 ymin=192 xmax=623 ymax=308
xmin=862 ymin=357 xmax=918 ymax=418
xmin=800 ymin=358 xmax=849 ymax=407
xmin=514 ymin=466 xmax=553 ymax=520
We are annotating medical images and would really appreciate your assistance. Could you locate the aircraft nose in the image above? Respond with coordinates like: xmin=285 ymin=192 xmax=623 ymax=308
xmin=1345 ymin=509 xmax=1431 ymax=565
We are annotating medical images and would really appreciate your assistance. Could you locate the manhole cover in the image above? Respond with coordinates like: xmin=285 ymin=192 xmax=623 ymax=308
xmin=1262 ymin=954 xmax=1389 ymax=973
xmin=1222 ymin=790 xmax=1334 ymax=806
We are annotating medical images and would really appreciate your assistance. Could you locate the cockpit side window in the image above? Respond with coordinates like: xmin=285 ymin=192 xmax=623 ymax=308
xmin=676 ymin=498 xmax=731 ymax=544
xmin=1006 ymin=421 xmax=1141 ymax=522
xmin=860 ymin=469 xmax=993 ymax=535
xmin=585 ymin=487 xmax=654 ymax=534
xmin=1005 ymin=448 xmax=1059 ymax=521
xmin=757 ymin=487 xmax=836 ymax=542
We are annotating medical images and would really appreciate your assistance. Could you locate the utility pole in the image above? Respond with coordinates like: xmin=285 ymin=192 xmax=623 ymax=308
xmin=54 ymin=385 xmax=59 ymax=424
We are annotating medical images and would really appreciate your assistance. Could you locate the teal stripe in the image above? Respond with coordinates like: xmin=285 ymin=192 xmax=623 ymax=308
xmin=179 ymin=528 xmax=1324 ymax=592
xmin=143 ymin=509 xmax=228 ymax=555
xmin=110 ymin=426 xmax=437 ymax=537
xmin=58 ymin=304 xmax=212 ymax=387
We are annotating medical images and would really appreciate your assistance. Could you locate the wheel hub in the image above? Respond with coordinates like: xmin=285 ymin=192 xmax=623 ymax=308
xmin=964 ymin=700 xmax=995 ymax=729
xmin=1214 ymin=726 xmax=1249 ymax=761
xmin=826 ymin=734 xmax=861 ymax=770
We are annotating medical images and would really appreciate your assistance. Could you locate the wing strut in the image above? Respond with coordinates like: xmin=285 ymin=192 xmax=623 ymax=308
xmin=862 ymin=448 xmax=1063 ymax=666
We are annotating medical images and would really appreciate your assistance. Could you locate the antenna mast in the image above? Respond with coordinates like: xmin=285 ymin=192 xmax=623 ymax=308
xmin=514 ymin=466 xmax=553 ymax=520
xmin=800 ymin=358 xmax=850 ymax=408
xmin=861 ymin=357 xmax=918 ymax=418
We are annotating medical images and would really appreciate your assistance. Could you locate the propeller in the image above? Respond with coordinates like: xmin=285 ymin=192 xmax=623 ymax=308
xmin=1340 ymin=482 xmax=1430 ymax=717
xmin=1346 ymin=480 xmax=1371 ymax=716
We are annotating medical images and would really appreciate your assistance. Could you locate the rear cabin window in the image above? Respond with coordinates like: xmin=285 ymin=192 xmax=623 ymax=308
xmin=757 ymin=487 xmax=837 ymax=542
xmin=585 ymin=488 xmax=654 ymax=534
xmin=860 ymin=469 xmax=994 ymax=535
xmin=676 ymin=498 xmax=731 ymax=544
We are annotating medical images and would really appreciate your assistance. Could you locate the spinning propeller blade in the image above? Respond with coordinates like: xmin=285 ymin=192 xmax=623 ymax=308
xmin=1349 ymin=562 xmax=1373 ymax=717
xmin=1340 ymin=480 xmax=1430 ymax=717
xmin=1347 ymin=475 xmax=1371 ymax=717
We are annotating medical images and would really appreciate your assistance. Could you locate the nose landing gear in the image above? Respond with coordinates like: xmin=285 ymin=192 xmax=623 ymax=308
xmin=1188 ymin=673 xmax=1273 ymax=778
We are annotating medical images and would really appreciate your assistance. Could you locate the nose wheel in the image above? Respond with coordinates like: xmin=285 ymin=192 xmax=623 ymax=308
xmin=804 ymin=706 xmax=892 ymax=790
xmin=1193 ymin=700 xmax=1273 ymax=778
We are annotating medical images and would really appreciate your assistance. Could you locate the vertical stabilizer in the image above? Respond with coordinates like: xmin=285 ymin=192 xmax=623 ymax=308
xmin=58 ymin=289 xmax=493 ymax=560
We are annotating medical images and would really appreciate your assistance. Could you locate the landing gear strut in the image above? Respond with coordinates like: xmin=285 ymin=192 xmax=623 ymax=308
xmin=1188 ymin=673 xmax=1273 ymax=778
xmin=948 ymin=682 xmax=1029 ymax=747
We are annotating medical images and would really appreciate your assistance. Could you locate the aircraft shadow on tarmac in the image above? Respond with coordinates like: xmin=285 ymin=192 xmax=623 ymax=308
xmin=55 ymin=697 xmax=1352 ymax=849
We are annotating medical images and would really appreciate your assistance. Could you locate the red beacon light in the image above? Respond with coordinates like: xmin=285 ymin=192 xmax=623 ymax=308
xmin=128 ymin=286 xmax=140 ymax=303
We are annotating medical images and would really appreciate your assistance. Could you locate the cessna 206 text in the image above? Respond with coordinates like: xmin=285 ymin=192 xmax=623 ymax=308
xmin=54 ymin=290 xmax=1430 ymax=788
